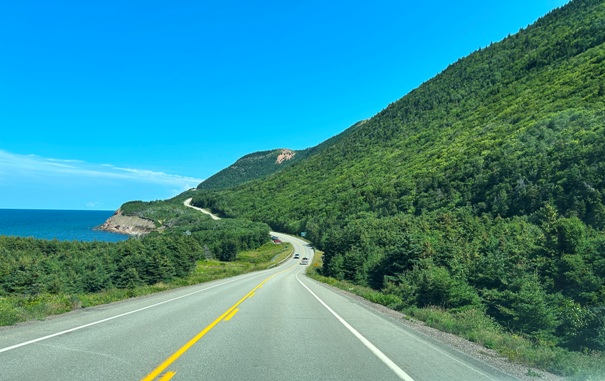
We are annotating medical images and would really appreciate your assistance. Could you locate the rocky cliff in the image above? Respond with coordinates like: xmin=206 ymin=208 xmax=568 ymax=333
xmin=96 ymin=209 xmax=157 ymax=236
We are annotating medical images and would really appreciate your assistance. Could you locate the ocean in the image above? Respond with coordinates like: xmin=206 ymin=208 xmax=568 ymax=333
xmin=0 ymin=209 xmax=129 ymax=242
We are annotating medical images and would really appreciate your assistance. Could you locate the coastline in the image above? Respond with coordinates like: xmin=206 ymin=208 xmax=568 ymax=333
xmin=0 ymin=209 xmax=129 ymax=242
xmin=96 ymin=209 xmax=156 ymax=236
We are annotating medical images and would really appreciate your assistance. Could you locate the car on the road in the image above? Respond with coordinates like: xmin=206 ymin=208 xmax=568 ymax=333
xmin=293 ymin=253 xmax=300 ymax=259
xmin=300 ymin=257 xmax=309 ymax=265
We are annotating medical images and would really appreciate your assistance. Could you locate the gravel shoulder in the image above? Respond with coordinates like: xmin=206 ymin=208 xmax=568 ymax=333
xmin=313 ymin=277 xmax=565 ymax=381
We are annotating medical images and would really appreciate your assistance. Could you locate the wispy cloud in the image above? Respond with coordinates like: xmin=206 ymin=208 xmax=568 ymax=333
xmin=0 ymin=149 xmax=204 ymax=189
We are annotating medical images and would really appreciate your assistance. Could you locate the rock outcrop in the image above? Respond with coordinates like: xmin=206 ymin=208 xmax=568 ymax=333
xmin=276 ymin=149 xmax=296 ymax=164
xmin=96 ymin=210 xmax=156 ymax=236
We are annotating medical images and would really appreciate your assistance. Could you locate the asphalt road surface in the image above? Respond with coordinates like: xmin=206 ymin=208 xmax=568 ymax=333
xmin=0 ymin=233 xmax=520 ymax=381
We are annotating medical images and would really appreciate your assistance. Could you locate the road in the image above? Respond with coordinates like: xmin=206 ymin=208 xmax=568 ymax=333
xmin=183 ymin=197 xmax=221 ymax=220
xmin=0 ymin=233 xmax=520 ymax=381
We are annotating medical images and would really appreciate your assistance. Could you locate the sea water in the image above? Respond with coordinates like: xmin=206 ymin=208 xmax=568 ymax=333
xmin=0 ymin=209 xmax=129 ymax=242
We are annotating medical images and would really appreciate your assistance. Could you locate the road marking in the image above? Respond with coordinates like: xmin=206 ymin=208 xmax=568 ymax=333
xmin=363 ymin=308 xmax=501 ymax=381
xmin=0 ymin=242 xmax=298 ymax=373
xmin=296 ymin=274 xmax=415 ymax=381
xmin=224 ymin=308 xmax=239 ymax=321
xmin=158 ymin=371 xmax=176 ymax=381
xmin=0 ymin=275 xmax=254 ymax=354
xmin=141 ymin=275 xmax=276 ymax=381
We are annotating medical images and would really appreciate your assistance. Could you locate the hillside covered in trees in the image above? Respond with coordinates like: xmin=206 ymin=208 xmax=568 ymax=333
xmin=192 ymin=0 xmax=605 ymax=359
xmin=198 ymin=149 xmax=307 ymax=190
xmin=198 ymin=120 xmax=368 ymax=191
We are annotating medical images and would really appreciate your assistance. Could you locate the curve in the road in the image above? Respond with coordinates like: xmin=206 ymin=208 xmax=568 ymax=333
xmin=183 ymin=197 xmax=221 ymax=220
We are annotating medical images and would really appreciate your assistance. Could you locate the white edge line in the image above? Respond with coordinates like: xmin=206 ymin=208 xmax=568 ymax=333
xmin=299 ymin=275 xmax=502 ymax=381
xmin=0 ymin=276 xmax=247 ymax=353
xmin=287 ymin=231 xmax=502 ymax=381
xmin=369 ymin=309 xmax=502 ymax=381
xmin=296 ymin=273 xmax=415 ymax=381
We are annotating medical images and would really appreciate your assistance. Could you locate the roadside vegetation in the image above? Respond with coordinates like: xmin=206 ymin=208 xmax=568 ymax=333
xmin=302 ymin=248 xmax=605 ymax=378
xmin=0 ymin=239 xmax=292 ymax=326
xmin=310 ymin=275 xmax=604 ymax=380
xmin=0 ymin=194 xmax=289 ymax=326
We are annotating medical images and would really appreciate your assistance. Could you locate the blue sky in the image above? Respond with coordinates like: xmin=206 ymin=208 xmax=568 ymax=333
xmin=1 ymin=0 xmax=570 ymax=210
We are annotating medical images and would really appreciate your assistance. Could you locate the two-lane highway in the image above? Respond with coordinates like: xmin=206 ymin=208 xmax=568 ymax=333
xmin=0 ymin=233 xmax=520 ymax=380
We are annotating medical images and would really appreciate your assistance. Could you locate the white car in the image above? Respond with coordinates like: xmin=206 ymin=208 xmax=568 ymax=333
xmin=300 ymin=257 xmax=309 ymax=265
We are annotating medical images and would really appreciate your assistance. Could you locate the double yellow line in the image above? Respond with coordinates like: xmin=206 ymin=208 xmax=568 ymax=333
xmin=141 ymin=273 xmax=278 ymax=381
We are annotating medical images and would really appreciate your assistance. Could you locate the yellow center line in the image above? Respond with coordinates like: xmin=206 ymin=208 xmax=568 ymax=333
xmin=224 ymin=308 xmax=239 ymax=321
xmin=141 ymin=267 xmax=293 ymax=381
xmin=158 ymin=371 xmax=176 ymax=381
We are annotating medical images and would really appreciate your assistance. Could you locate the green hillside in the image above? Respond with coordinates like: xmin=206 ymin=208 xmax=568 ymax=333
xmin=198 ymin=120 xmax=367 ymax=191
xmin=192 ymin=0 xmax=605 ymax=366
xmin=198 ymin=148 xmax=307 ymax=190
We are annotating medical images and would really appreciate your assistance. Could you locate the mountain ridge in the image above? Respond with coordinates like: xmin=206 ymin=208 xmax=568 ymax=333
xmin=197 ymin=120 xmax=368 ymax=191
xmin=197 ymin=148 xmax=303 ymax=191
xmin=193 ymin=0 xmax=605 ymax=227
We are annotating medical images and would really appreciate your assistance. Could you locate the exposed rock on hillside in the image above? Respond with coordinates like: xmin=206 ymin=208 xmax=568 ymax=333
xmin=196 ymin=120 xmax=366 ymax=191
xmin=96 ymin=210 xmax=156 ymax=236
xmin=197 ymin=148 xmax=305 ymax=190
xmin=276 ymin=149 xmax=296 ymax=164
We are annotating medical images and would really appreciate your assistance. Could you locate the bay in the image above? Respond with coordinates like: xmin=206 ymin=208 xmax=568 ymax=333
xmin=0 ymin=209 xmax=129 ymax=242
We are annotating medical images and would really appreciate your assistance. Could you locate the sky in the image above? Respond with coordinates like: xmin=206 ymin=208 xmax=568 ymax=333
xmin=0 ymin=0 xmax=570 ymax=210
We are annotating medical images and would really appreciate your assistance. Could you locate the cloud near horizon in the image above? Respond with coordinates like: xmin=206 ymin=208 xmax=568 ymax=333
xmin=0 ymin=149 xmax=203 ymax=186
xmin=0 ymin=149 xmax=205 ymax=209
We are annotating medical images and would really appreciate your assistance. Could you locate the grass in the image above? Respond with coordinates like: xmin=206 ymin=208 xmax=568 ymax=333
xmin=306 ymin=268 xmax=605 ymax=381
xmin=237 ymin=242 xmax=293 ymax=264
xmin=305 ymin=248 xmax=323 ymax=276
xmin=0 ymin=242 xmax=293 ymax=327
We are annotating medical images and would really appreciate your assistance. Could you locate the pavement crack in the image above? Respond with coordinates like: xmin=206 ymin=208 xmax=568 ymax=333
xmin=37 ymin=343 xmax=133 ymax=365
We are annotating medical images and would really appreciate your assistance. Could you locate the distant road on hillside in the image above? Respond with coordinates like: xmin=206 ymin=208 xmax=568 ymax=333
xmin=184 ymin=197 xmax=221 ymax=220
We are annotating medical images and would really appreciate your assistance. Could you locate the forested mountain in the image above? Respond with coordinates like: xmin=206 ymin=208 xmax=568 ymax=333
xmin=198 ymin=149 xmax=307 ymax=190
xmin=192 ymin=0 xmax=605 ymax=355
xmin=198 ymin=120 xmax=367 ymax=191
